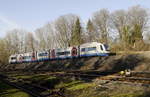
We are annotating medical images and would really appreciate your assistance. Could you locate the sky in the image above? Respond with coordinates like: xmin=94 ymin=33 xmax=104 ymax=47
xmin=0 ymin=0 xmax=150 ymax=38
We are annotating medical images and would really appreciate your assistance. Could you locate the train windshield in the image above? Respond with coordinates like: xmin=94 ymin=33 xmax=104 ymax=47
xmin=104 ymin=44 xmax=109 ymax=51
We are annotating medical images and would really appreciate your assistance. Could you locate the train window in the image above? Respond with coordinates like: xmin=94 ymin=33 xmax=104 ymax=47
xmin=38 ymin=52 xmax=48 ymax=56
xmin=23 ymin=56 xmax=32 ymax=59
xmin=57 ymin=51 xmax=70 ymax=55
xmin=11 ymin=57 xmax=16 ymax=60
xmin=22 ymin=56 xmax=25 ymax=59
xmin=100 ymin=45 xmax=103 ymax=51
xmin=81 ymin=48 xmax=85 ymax=52
xmin=65 ymin=51 xmax=70 ymax=55
xmin=23 ymin=56 xmax=25 ymax=59
xmin=88 ymin=47 xmax=96 ymax=51
xmin=28 ymin=56 xmax=32 ymax=59
xmin=57 ymin=52 xmax=62 ymax=55
xmin=24 ymin=56 xmax=27 ymax=59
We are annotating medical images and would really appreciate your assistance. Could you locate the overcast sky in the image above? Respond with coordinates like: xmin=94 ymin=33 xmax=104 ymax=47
xmin=0 ymin=0 xmax=149 ymax=37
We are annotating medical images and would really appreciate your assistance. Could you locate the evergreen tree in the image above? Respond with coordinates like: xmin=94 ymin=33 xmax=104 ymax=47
xmin=71 ymin=18 xmax=83 ymax=46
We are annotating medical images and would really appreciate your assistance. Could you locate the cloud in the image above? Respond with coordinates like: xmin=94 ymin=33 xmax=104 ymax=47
xmin=0 ymin=15 xmax=20 ymax=37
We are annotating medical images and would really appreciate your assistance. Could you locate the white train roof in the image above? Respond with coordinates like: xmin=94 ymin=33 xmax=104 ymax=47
xmin=37 ymin=50 xmax=49 ymax=53
xmin=80 ymin=42 xmax=103 ymax=47
xmin=10 ymin=54 xmax=17 ymax=57
xmin=56 ymin=47 xmax=72 ymax=52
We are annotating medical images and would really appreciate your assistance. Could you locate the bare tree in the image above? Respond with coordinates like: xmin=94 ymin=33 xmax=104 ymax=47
xmin=42 ymin=22 xmax=56 ymax=49
xmin=92 ymin=9 xmax=110 ymax=43
xmin=0 ymin=29 xmax=28 ymax=64
xmin=54 ymin=14 xmax=78 ymax=48
xmin=35 ymin=22 xmax=56 ymax=50
xmin=110 ymin=10 xmax=130 ymax=49
xmin=128 ymin=5 xmax=149 ymax=46
xmin=110 ymin=6 xmax=149 ymax=50
xmin=35 ymin=27 xmax=47 ymax=50
xmin=25 ymin=32 xmax=36 ymax=52
xmin=5 ymin=29 xmax=27 ymax=54
xmin=0 ymin=38 xmax=10 ymax=64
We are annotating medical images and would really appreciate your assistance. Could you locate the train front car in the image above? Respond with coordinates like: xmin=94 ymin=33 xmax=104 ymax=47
xmin=79 ymin=42 xmax=110 ymax=57
xmin=9 ymin=54 xmax=18 ymax=64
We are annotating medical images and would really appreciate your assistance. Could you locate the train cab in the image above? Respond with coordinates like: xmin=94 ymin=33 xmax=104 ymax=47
xmin=9 ymin=54 xmax=18 ymax=64
xmin=80 ymin=42 xmax=109 ymax=57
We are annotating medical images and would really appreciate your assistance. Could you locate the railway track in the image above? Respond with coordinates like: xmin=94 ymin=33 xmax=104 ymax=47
xmin=22 ymin=70 xmax=150 ymax=85
xmin=2 ymin=70 xmax=150 ymax=81
xmin=37 ymin=70 xmax=150 ymax=90
xmin=0 ymin=79 xmax=43 ymax=97
xmin=43 ymin=70 xmax=150 ymax=85
xmin=0 ymin=73 xmax=66 ymax=97
xmin=1 ymin=70 xmax=150 ymax=96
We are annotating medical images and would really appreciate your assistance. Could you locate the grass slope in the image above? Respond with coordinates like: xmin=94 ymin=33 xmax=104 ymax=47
xmin=0 ymin=81 xmax=31 ymax=97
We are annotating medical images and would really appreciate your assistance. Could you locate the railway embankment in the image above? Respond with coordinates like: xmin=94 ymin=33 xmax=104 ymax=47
xmin=0 ymin=80 xmax=31 ymax=97
xmin=1 ymin=71 xmax=150 ymax=97
xmin=1 ymin=51 xmax=150 ymax=72
xmin=0 ymin=51 xmax=150 ymax=97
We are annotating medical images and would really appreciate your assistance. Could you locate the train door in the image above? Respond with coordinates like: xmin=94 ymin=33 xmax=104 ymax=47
xmin=32 ymin=52 xmax=36 ymax=61
xmin=18 ymin=55 xmax=23 ymax=63
xmin=48 ymin=49 xmax=51 ymax=59
xmin=51 ymin=49 xmax=55 ymax=59
xmin=71 ymin=47 xmax=77 ymax=57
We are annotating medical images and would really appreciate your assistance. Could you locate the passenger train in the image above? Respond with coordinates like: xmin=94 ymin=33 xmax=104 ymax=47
xmin=9 ymin=42 xmax=110 ymax=64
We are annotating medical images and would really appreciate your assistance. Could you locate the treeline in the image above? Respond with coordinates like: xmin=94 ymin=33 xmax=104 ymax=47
xmin=0 ymin=5 xmax=150 ymax=64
